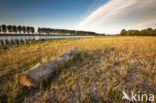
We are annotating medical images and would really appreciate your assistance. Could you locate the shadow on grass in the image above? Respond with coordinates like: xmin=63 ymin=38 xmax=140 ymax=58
xmin=12 ymin=51 xmax=85 ymax=103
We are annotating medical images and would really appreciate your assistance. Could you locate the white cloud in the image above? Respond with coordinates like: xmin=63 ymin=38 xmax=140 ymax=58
xmin=79 ymin=0 xmax=108 ymax=22
xmin=77 ymin=0 xmax=156 ymax=34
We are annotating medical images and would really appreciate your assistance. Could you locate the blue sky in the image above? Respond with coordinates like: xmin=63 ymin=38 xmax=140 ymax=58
xmin=0 ymin=0 xmax=156 ymax=34
xmin=0 ymin=0 xmax=105 ymax=30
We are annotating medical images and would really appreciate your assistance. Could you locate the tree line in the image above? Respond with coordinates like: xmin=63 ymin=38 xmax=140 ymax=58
xmin=38 ymin=28 xmax=97 ymax=35
xmin=0 ymin=24 xmax=35 ymax=34
xmin=0 ymin=24 xmax=104 ymax=35
xmin=120 ymin=28 xmax=156 ymax=36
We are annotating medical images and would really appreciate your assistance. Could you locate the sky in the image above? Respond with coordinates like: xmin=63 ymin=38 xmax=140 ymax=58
xmin=0 ymin=0 xmax=156 ymax=34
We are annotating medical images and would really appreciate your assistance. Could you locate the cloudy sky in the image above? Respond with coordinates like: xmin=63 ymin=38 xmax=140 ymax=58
xmin=77 ymin=0 xmax=156 ymax=34
xmin=0 ymin=0 xmax=156 ymax=34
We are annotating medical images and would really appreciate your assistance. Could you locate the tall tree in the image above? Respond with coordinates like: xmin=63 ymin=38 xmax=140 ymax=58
xmin=22 ymin=26 xmax=26 ymax=33
xmin=38 ymin=28 xmax=42 ymax=34
xmin=30 ymin=27 xmax=35 ymax=34
xmin=18 ymin=26 xmax=22 ymax=33
xmin=120 ymin=29 xmax=126 ymax=36
xmin=26 ymin=26 xmax=31 ymax=34
xmin=12 ymin=25 xmax=17 ymax=33
xmin=7 ymin=25 xmax=13 ymax=33
xmin=2 ymin=24 xmax=7 ymax=33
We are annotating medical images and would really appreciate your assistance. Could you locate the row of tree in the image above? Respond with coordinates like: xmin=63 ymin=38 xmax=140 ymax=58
xmin=120 ymin=28 xmax=156 ymax=36
xmin=0 ymin=24 xmax=101 ymax=35
xmin=0 ymin=24 xmax=35 ymax=34
xmin=38 ymin=28 xmax=97 ymax=35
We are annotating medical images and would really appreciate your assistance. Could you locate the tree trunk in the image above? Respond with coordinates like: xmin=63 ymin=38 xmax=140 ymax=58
xmin=20 ymin=48 xmax=78 ymax=87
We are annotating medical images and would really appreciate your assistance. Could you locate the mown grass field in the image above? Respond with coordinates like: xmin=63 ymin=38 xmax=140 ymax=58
xmin=0 ymin=36 xmax=156 ymax=103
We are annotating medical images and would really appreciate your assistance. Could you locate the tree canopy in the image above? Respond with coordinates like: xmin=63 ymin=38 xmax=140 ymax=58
xmin=0 ymin=24 xmax=35 ymax=34
xmin=120 ymin=28 xmax=156 ymax=36
xmin=0 ymin=24 xmax=104 ymax=36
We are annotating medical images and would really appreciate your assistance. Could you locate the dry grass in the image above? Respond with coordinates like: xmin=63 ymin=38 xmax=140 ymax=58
xmin=0 ymin=36 xmax=156 ymax=103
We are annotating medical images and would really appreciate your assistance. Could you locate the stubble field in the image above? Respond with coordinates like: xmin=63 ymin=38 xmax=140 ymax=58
xmin=0 ymin=36 xmax=155 ymax=103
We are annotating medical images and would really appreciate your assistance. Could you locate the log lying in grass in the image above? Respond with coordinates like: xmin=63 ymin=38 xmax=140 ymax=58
xmin=20 ymin=47 xmax=78 ymax=87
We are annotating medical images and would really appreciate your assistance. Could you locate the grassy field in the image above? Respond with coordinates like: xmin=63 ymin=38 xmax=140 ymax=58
xmin=0 ymin=36 xmax=156 ymax=103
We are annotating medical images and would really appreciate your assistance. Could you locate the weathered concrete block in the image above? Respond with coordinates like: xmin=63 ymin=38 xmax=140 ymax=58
xmin=5 ymin=39 xmax=11 ymax=45
xmin=26 ymin=39 xmax=31 ymax=44
xmin=15 ymin=39 xmax=20 ymax=45
xmin=20 ymin=39 xmax=24 ymax=44
xmin=10 ymin=39 xmax=16 ymax=45
xmin=31 ymin=39 xmax=36 ymax=43
xmin=3 ymin=40 xmax=6 ymax=46
xmin=0 ymin=40 xmax=3 ymax=46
